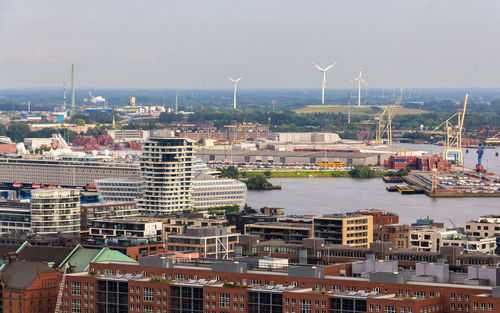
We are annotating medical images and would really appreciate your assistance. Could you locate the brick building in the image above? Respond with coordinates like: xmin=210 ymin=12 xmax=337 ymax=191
xmin=0 ymin=260 xmax=59 ymax=313
xmin=59 ymin=257 xmax=500 ymax=313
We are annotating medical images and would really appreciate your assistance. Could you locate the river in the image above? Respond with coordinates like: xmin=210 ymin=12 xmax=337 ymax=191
xmin=246 ymin=144 xmax=500 ymax=227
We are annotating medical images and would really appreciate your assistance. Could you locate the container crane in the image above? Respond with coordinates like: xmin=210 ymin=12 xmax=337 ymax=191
xmin=375 ymin=95 xmax=402 ymax=146
xmin=431 ymin=93 xmax=468 ymax=165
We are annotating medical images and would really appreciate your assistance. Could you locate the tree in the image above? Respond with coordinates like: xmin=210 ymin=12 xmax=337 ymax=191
xmin=74 ymin=118 xmax=86 ymax=126
xmin=0 ymin=124 xmax=7 ymax=136
xmin=245 ymin=174 xmax=273 ymax=190
xmin=264 ymin=170 xmax=271 ymax=177
xmin=7 ymin=122 xmax=30 ymax=142
xmin=349 ymin=165 xmax=374 ymax=178
xmin=219 ymin=166 xmax=238 ymax=178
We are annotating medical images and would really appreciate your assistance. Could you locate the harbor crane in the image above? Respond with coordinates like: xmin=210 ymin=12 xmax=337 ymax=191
xmin=476 ymin=128 xmax=488 ymax=173
xmin=431 ymin=93 xmax=468 ymax=165
xmin=374 ymin=95 xmax=403 ymax=146
xmin=485 ymin=130 xmax=500 ymax=145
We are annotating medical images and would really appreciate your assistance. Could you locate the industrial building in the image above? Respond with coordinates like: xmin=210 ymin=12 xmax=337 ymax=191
xmin=196 ymin=149 xmax=389 ymax=166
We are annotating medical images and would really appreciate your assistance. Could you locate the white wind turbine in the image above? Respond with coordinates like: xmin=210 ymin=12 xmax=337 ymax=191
xmin=351 ymin=66 xmax=368 ymax=106
xmin=229 ymin=77 xmax=243 ymax=109
xmin=312 ymin=61 xmax=337 ymax=105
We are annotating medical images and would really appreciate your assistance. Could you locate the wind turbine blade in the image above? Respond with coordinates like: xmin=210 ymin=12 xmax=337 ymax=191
xmin=360 ymin=78 xmax=366 ymax=84
xmin=324 ymin=61 xmax=338 ymax=71
xmin=236 ymin=77 xmax=243 ymax=82
xmin=229 ymin=77 xmax=236 ymax=83
xmin=312 ymin=62 xmax=324 ymax=71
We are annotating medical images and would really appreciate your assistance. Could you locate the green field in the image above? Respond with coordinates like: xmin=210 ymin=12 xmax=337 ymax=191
xmin=239 ymin=170 xmax=391 ymax=178
xmin=295 ymin=105 xmax=428 ymax=116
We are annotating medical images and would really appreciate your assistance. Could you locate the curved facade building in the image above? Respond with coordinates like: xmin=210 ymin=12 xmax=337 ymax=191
xmin=30 ymin=188 xmax=80 ymax=235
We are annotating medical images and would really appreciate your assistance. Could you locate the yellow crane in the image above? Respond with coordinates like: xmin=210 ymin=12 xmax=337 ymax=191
xmin=431 ymin=93 xmax=468 ymax=165
xmin=375 ymin=95 xmax=403 ymax=146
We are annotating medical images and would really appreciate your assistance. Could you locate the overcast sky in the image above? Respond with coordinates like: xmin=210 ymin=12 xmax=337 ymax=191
xmin=0 ymin=0 xmax=499 ymax=89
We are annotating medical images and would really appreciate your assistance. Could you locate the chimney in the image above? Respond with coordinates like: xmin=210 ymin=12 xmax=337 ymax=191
xmin=7 ymin=251 xmax=17 ymax=263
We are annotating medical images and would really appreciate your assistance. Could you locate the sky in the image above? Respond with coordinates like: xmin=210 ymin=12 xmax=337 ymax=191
xmin=0 ymin=0 xmax=499 ymax=89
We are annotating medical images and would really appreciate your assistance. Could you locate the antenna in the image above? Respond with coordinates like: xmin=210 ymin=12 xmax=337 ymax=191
xmin=311 ymin=61 xmax=337 ymax=105
xmin=350 ymin=66 xmax=368 ymax=107
xmin=71 ymin=64 xmax=75 ymax=114
xmin=229 ymin=77 xmax=243 ymax=109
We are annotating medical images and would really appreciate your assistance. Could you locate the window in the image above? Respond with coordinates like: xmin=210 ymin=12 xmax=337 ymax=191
xmin=369 ymin=305 xmax=374 ymax=312
xmin=488 ymin=303 xmax=493 ymax=311
xmin=376 ymin=305 xmax=381 ymax=312
xmin=473 ymin=303 xmax=478 ymax=310
xmin=144 ymin=305 xmax=154 ymax=313
xmin=219 ymin=293 xmax=230 ymax=308
xmin=71 ymin=282 xmax=81 ymax=296
xmin=384 ymin=306 xmax=396 ymax=313
xmin=300 ymin=299 xmax=311 ymax=313
xmin=144 ymin=287 xmax=154 ymax=302
xmin=451 ymin=293 xmax=456 ymax=301
xmin=481 ymin=303 xmax=486 ymax=310
xmin=71 ymin=300 xmax=81 ymax=313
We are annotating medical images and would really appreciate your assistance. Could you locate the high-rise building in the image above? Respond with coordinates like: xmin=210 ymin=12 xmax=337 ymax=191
xmin=30 ymin=188 xmax=80 ymax=235
xmin=138 ymin=137 xmax=195 ymax=214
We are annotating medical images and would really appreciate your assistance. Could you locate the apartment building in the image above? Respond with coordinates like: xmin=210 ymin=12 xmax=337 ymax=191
xmin=30 ymin=188 xmax=80 ymax=235
xmin=132 ymin=215 xmax=231 ymax=241
xmin=138 ymin=137 xmax=195 ymax=214
xmin=313 ymin=213 xmax=373 ymax=248
xmin=88 ymin=219 xmax=162 ymax=244
xmin=80 ymin=201 xmax=141 ymax=231
xmin=409 ymin=229 xmax=458 ymax=252
xmin=167 ymin=226 xmax=240 ymax=259
xmin=442 ymin=237 xmax=496 ymax=254
xmin=466 ymin=215 xmax=500 ymax=238
xmin=244 ymin=222 xmax=312 ymax=244
xmin=374 ymin=224 xmax=410 ymax=249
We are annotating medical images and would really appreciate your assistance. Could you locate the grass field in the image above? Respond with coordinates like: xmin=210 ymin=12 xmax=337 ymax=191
xmin=295 ymin=105 xmax=428 ymax=115
xmin=239 ymin=170 xmax=391 ymax=178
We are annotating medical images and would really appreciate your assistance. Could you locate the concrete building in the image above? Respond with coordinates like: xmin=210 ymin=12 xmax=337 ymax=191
xmin=409 ymin=228 xmax=458 ymax=252
xmin=313 ymin=213 xmax=373 ymax=248
xmin=0 ymin=200 xmax=31 ymax=235
xmin=80 ymin=201 xmax=141 ymax=231
xmin=196 ymin=148 xmax=387 ymax=166
xmin=466 ymin=215 xmax=500 ymax=238
xmin=88 ymin=219 xmax=162 ymax=244
xmin=442 ymin=237 xmax=496 ymax=254
xmin=132 ymin=215 xmax=231 ymax=241
xmin=30 ymin=188 xmax=80 ymax=235
xmin=192 ymin=172 xmax=246 ymax=210
xmin=0 ymin=157 xmax=139 ymax=187
xmin=106 ymin=129 xmax=150 ymax=142
xmin=374 ymin=224 xmax=410 ymax=249
xmin=244 ymin=222 xmax=312 ymax=244
xmin=167 ymin=226 xmax=240 ymax=259
xmin=138 ymin=137 xmax=195 ymax=214
xmin=269 ymin=132 xmax=341 ymax=143
xmin=95 ymin=178 xmax=143 ymax=202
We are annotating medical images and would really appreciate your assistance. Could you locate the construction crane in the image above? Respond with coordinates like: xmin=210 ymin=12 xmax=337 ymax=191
xmin=449 ymin=219 xmax=469 ymax=252
xmin=374 ymin=95 xmax=402 ymax=146
xmin=54 ymin=264 xmax=69 ymax=313
xmin=485 ymin=130 xmax=500 ymax=144
xmin=476 ymin=128 xmax=488 ymax=173
xmin=431 ymin=93 xmax=468 ymax=165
